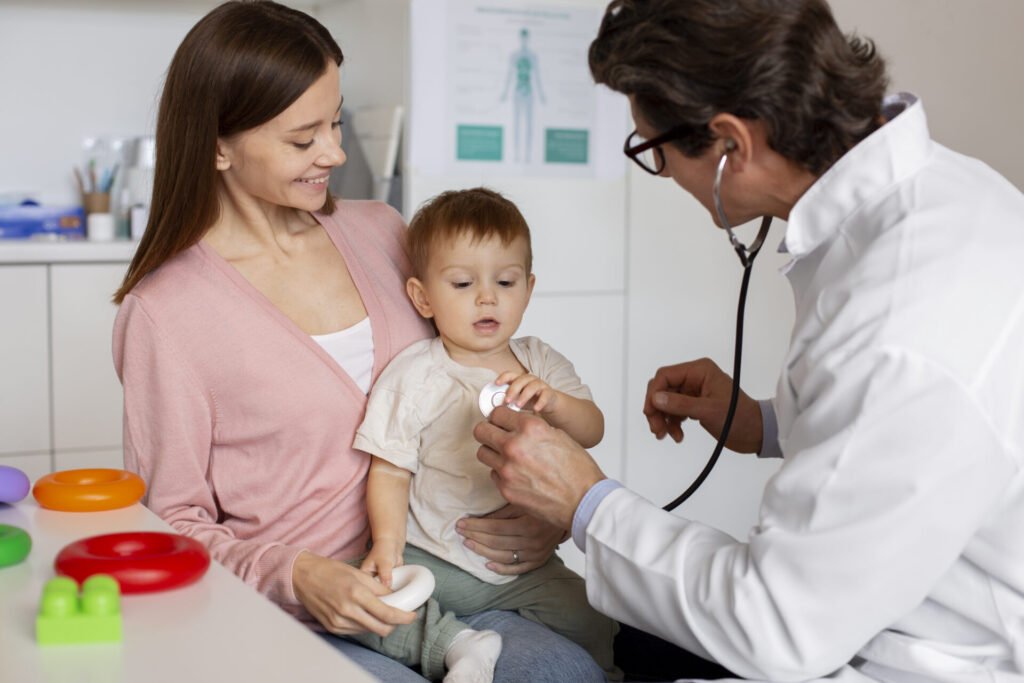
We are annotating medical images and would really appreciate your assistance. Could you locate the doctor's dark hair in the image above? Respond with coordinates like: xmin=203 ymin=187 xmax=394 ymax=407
xmin=407 ymin=188 xmax=533 ymax=277
xmin=114 ymin=0 xmax=343 ymax=304
xmin=589 ymin=0 xmax=889 ymax=175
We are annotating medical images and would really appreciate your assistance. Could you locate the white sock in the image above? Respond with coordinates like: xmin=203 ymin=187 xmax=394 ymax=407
xmin=442 ymin=629 xmax=503 ymax=683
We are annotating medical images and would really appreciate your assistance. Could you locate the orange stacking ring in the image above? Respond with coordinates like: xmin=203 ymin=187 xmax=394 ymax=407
xmin=33 ymin=469 xmax=146 ymax=512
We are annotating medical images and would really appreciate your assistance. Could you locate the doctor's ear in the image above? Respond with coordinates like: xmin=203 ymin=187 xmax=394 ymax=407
xmin=708 ymin=113 xmax=753 ymax=162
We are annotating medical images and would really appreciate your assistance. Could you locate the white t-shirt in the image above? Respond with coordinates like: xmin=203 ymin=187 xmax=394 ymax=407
xmin=311 ymin=317 xmax=374 ymax=394
xmin=354 ymin=335 xmax=593 ymax=584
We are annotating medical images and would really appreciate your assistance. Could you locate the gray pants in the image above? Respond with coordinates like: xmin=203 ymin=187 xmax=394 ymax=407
xmin=350 ymin=545 xmax=621 ymax=681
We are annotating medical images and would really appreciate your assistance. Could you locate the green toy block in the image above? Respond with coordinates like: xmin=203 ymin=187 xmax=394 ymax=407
xmin=36 ymin=574 xmax=122 ymax=645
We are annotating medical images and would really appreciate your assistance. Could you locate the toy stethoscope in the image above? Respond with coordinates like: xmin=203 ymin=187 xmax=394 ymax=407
xmin=662 ymin=148 xmax=772 ymax=511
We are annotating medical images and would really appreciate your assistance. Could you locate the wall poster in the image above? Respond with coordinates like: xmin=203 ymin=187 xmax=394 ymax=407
xmin=409 ymin=0 xmax=626 ymax=179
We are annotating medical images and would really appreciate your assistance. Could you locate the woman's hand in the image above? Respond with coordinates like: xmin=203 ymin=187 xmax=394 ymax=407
xmin=474 ymin=407 xmax=606 ymax=531
xmin=360 ymin=538 xmax=405 ymax=589
xmin=643 ymin=357 xmax=763 ymax=453
xmin=293 ymin=551 xmax=416 ymax=636
xmin=456 ymin=502 xmax=567 ymax=575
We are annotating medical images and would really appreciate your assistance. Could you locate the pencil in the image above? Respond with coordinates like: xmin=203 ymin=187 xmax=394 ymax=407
xmin=73 ymin=167 xmax=86 ymax=199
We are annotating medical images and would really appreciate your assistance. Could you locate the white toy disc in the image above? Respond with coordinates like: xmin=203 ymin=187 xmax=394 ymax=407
xmin=378 ymin=564 xmax=435 ymax=612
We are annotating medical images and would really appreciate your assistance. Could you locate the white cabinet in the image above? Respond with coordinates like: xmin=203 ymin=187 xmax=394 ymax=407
xmin=0 ymin=258 xmax=130 ymax=476
xmin=51 ymin=264 xmax=126 ymax=453
xmin=0 ymin=266 xmax=50 ymax=457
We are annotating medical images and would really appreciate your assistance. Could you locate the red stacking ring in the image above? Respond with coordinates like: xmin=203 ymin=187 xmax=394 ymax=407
xmin=55 ymin=532 xmax=210 ymax=594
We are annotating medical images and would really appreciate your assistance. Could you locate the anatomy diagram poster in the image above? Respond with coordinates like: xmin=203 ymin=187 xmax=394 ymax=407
xmin=409 ymin=0 xmax=626 ymax=179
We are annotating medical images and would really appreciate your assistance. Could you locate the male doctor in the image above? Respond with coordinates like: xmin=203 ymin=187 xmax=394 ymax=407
xmin=475 ymin=1 xmax=1024 ymax=681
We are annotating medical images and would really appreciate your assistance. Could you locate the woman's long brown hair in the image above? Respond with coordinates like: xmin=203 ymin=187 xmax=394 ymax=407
xmin=113 ymin=1 xmax=343 ymax=303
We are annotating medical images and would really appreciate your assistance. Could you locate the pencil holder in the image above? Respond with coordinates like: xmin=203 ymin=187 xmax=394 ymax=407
xmin=82 ymin=192 xmax=111 ymax=215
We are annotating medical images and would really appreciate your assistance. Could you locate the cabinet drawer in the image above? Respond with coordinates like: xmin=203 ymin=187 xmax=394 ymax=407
xmin=0 ymin=266 xmax=50 ymax=455
xmin=50 ymin=264 xmax=127 ymax=451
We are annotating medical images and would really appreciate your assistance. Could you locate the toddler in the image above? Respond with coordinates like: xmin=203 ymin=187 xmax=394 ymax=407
xmin=351 ymin=188 xmax=620 ymax=682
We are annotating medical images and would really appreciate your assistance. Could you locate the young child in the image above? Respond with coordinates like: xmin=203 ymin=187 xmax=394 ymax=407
xmin=351 ymin=188 xmax=620 ymax=682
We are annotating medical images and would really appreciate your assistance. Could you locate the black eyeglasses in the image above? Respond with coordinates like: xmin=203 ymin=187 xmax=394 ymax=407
xmin=623 ymin=125 xmax=691 ymax=175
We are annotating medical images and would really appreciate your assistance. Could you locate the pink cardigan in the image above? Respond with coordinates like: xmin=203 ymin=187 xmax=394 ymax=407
xmin=112 ymin=200 xmax=432 ymax=618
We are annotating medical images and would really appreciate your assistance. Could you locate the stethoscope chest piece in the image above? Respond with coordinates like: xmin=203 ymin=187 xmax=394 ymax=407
xmin=479 ymin=382 xmax=522 ymax=418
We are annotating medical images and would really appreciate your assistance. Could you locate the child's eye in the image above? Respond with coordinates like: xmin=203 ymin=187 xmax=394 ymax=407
xmin=332 ymin=119 xmax=343 ymax=129
xmin=498 ymin=280 xmax=516 ymax=288
xmin=452 ymin=281 xmax=472 ymax=289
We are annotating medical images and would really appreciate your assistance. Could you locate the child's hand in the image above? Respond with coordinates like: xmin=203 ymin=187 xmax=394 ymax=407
xmin=360 ymin=538 xmax=405 ymax=589
xmin=495 ymin=371 xmax=560 ymax=415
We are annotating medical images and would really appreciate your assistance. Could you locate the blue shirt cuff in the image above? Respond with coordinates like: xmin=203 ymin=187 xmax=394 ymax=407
xmin=758 ymin=399 xmax=783 ymax=459
xmin=572 ymin=478 xmax=623 ymax=553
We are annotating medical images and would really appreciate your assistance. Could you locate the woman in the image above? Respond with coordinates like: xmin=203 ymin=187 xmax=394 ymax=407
xmin=112 ymin=3 xmax=604 ymax=681
xmin=475 ymin=0 xmax=1024 ymax=681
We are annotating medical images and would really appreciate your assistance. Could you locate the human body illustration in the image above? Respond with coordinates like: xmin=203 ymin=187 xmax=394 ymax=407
xmin=500 ymin=29 xmax=546 ymax=163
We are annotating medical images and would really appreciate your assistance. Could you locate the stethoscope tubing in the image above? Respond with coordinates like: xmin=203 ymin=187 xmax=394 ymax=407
xmin=663 ymin=151 xmax=772 ymax=511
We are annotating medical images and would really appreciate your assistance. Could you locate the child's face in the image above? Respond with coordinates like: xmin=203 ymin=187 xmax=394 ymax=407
xmin=407 ymin=232 xmax=535 ymax=360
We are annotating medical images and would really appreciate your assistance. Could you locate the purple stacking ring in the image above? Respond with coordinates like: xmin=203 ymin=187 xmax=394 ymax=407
xmin=0 ymin=465 xmax=31 ymax=504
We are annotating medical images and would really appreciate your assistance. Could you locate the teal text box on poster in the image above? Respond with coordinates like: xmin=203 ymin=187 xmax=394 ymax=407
xmin=456 ymin=125 xmax=503 ymax=161
xmin=545 ymin=129 xmax=589 ymax=164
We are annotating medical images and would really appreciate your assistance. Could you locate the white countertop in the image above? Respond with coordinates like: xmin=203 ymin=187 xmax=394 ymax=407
xmin=0 ymin=240 xmax=137 ymax=264
xmin=0 ymin=498 xmax=376 ymax=683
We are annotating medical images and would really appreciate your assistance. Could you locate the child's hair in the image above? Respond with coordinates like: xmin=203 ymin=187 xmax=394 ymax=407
xmin=407 ymin=188 xmax=533 ymax=276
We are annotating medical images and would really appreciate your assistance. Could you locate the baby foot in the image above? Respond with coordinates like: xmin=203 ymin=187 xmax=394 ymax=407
xmin=443 ymin=629 xmax=503 ymax=683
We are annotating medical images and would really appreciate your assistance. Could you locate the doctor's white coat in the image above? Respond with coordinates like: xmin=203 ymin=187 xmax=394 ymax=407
xmin=584 ymin=94 xmax=1024 ymax=682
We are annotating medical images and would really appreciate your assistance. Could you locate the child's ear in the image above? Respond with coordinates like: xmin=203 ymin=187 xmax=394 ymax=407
xmin=406 ymin=277 xmax=434 ymax=319
xmin=526 ymin=273 xmax=536 ymax=299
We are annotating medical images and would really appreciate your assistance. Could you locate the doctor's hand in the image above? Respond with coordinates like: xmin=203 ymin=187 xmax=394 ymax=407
xmin=456 ymin=503 xmax=566 ymax=576
xmin=644 ymin=357 xmax=763 ymax=453
xmin=293 ymin=551 xmax=416 ymax=637
xmin=474 ymin=406 xmax=606 ymax=531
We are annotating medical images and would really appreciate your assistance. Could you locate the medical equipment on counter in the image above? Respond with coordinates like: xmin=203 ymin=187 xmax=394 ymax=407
xmin=0 ymin=202 xmax=85 ymax=240
xmin=662 ymin=150 xmax=772 ymax=512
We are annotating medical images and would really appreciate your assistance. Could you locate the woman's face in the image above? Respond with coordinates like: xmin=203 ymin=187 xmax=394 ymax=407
xmin=216 ymin=62 xmax=346 ymax=213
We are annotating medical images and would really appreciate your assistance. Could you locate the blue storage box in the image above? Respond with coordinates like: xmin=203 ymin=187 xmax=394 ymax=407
xmin=0 ymin=202 xmax=86 ymax=240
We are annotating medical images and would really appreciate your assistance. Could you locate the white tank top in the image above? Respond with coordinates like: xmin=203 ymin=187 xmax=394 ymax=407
xmin=310 ymin=317 xmax=374 ymax=394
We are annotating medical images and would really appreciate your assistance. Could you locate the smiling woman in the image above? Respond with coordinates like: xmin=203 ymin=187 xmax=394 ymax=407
xmin=113 ymin=0 xmax=345 ymax=304
xmin=109 ymin=2 xmax=604 ymax=682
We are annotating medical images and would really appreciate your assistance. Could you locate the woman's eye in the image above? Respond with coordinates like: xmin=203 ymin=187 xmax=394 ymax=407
xmin=293 ymin=140 xmax=314 ymax=150
xmin=332 ymin=119 xmax=343 ymax=129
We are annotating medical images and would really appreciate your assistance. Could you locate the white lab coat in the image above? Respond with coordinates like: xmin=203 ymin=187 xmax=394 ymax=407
xmin=584 ymin=94 xmax=1024 ymax=682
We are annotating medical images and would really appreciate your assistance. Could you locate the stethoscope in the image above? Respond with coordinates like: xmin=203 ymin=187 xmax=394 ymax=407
xmin=662 ymin=147 xmax=773 ymax=512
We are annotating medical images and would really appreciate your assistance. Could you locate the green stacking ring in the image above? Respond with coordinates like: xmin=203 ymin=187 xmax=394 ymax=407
xmin=0 ymin=524 xmax=31 ymax=568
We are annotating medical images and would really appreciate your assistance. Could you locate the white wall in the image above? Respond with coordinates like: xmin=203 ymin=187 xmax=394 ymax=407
xmin=0 ymin=2 xmax=210 ymax=205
